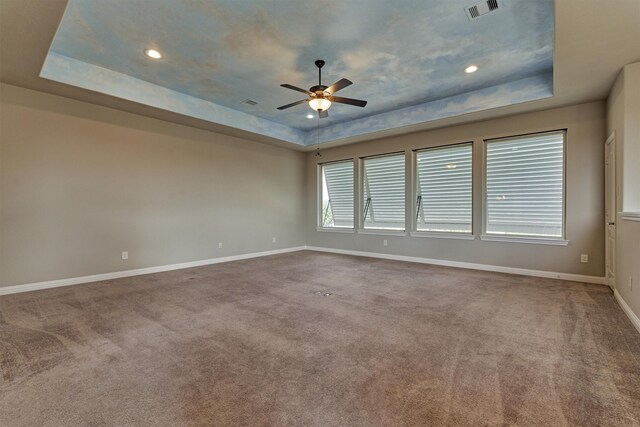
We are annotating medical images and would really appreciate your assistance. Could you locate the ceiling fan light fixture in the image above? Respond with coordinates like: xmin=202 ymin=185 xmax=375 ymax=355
xmin=309 ymin=98 xmax=332 ymax=111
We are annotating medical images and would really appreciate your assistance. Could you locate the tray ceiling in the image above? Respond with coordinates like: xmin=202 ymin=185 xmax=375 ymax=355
xmin=40 ymin=0 xmax=554 ymax=146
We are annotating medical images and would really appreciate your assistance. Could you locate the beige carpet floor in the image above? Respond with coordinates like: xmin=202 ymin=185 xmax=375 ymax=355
xmin=1 ymin=251 xmax=639 ymax=426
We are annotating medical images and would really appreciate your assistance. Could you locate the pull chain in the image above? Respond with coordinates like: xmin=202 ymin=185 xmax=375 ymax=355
xmin=315 ymin=113 xmax=321 ymax=157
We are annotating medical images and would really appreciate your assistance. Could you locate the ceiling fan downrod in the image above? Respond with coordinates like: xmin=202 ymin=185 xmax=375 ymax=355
xmin=315 ymin=59 xmax=325 ymax=86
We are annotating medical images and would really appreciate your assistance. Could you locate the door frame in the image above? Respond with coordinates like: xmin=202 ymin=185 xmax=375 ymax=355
xmin=605 ymin=131 xmax=616 ymax=290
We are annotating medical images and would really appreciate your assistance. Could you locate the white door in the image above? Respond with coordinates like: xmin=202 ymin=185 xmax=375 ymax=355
xmin=605 ymin=133 xmax=616 ymax=289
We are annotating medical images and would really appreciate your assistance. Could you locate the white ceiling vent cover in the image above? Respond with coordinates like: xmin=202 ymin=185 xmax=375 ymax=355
xmin=241 ymin=99 xmax=258 ymax=106
xmin=465 ymin=0 xmax=501 ymax=20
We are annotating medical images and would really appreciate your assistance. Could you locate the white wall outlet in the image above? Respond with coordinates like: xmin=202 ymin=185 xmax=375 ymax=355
xmin=383 ymin=239 xmax=388 ymax=246
xmin=629 ymin=276 xmax=633 ymax=291
xmin=218 ymin=242 xmax=223 ymax=249
xmin=121 ymin=251 xmax=128 ymax=260
xmin=272 ymin=237 xmax=277 ymax=243
xmin=580 ymin=254 xmax=589 ymax=263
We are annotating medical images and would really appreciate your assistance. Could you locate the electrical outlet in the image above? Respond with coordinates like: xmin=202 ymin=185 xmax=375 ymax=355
xmin=580 ymin=254 xmax=589 ymax=263
xmin=383 ymin=239 xmax=388 ymax=246
xmin=218 ymin=242 xmax=223 ymax=249
xmin=629 ymin=276 xmax=633 ymax=291
xmin=121 ymin=251 xmax=128 ymax=260
xmin=272 ymin=237 xmax=277 ymax=243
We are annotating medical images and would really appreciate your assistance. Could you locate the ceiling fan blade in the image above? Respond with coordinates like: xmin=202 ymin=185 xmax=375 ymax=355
xmin=329 ymin=96 xmax=367 ymax=107
xmin=277 ymin=99 xmax=308 ymax=110
xmin=325 ymin=78 xmax=352 ymax=94
xmin=280 ymin=84 xmax=311 ymax=94
xmin=319 ymin=109 xmax=328 ymax=119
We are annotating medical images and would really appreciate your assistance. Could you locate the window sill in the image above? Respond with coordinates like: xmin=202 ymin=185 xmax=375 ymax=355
xmin=621 ymin=212 xmax=640 ymax=222
xmin=316 ymin=227 xmax=356 ymax=233
xmin=410 ymin=232 xmax=475 ymax=240
xmin=480 ymin=235 xmax=570 ymax=246
xmin=358 ymin=229 xmax=407 ymax=236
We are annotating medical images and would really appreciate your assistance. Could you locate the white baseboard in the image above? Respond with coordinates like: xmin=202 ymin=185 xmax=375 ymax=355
xmin=304 ymin=246 xmax=606 ymax=285
xmin=0 ymin=245 xmax=607 ymax=296
xmin=614 ymin=289 xmax=640 ymax=334
xmin=0 ymin=246 xmax=306 ymax=296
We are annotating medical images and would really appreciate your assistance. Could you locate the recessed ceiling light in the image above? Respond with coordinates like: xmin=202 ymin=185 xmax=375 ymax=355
xmin=144 ymin=49 xmax=163 ymax=59
xmin=465 ymin=65 xmax=478 ymax=74
xmin=306 ymin=114 xmax=314 ymax=119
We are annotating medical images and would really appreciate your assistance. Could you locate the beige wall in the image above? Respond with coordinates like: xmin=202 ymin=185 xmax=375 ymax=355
xmin=609 ymin=63 xmax=640 ymax=212
xmin=306 ymin=102 xmax=606 ymax=277
xmin=622 ymin=63 xmax=640 ymax=211
xmin=0 ymin=84 xmax=307 ymax=288
xmin=607 ymin=63 xmax=640 ymax=319
xmin=0 ymin=84 xmax=612 ymax=288
xmin=615 ymin=221 xmax=640 ymax=315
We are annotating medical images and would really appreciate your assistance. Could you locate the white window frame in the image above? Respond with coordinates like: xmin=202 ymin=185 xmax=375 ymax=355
xmin=481 ymin=130 xmax=569 ymax=245
xmin=317 ymin=159 xmax=356 ymax=232
xmin=411 ymin=142 xmax=474 ymax=238
xmin=358 ymin=152 xmax=407 ymax=235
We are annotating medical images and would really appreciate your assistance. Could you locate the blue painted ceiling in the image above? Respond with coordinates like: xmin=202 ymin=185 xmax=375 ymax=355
xmin=41 ymin=0 xmax=554 ymax=146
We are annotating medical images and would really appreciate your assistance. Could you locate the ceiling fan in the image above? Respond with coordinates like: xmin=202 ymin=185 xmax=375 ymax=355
xmin=277 ymin=60 xmax=367 ymax=118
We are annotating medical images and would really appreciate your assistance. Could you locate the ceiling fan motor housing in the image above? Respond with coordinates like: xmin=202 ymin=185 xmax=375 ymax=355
xmin=309 ymin=85 xmax=328 ymax=96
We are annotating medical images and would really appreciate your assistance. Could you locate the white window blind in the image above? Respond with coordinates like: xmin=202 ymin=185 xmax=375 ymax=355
xmin=416 ymin=144 xmax=472 ymax=233
xmin=485 ymin=131 xmax=565 ymax=237
xmin=320 ymin=161 xmax=354 ymax=228
xmin=362 ymin=153 xmax=405 ymax=230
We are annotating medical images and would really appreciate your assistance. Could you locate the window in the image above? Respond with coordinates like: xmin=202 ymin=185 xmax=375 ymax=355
xmin=320 ymin=160 xmax=354 ymax=228
xmin=485 ymin=131 xmax=565 ymax=238
xmin=416 ymin=144 xmax=472 ymax=233
xmin=362 ymin=153 xmax=405 ymax=230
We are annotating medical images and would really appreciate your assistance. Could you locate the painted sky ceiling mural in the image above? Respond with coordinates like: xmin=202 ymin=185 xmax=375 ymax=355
xmin=41 ymin=0 xmax=554 ymax=146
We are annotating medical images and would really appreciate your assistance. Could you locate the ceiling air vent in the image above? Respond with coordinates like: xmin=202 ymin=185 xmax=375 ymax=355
xmin=465 ymin=0 xmax=501 ymax=20
xmin=241 ymin=99 xmax=258 ymax=106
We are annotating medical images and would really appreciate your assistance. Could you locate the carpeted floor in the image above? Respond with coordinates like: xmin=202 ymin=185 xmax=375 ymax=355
xmin=1 ymin=251 xmax=639 ymax=426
